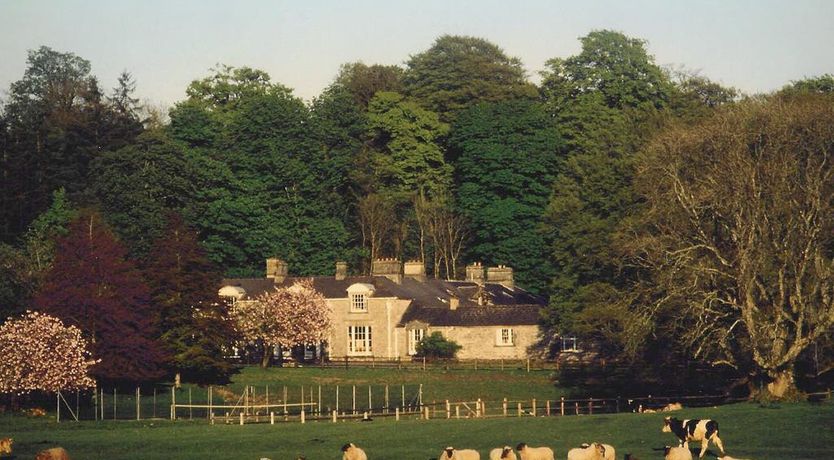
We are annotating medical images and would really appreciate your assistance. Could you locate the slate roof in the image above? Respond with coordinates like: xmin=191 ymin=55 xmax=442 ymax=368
xmin=220 ymin=275 xmax=545 ymax=327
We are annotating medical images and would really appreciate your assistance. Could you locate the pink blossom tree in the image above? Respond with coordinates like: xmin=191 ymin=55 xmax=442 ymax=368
xmin=0 ymin=311 xmax=97 ymax=395
xmin=231 ymin=279 xmax=332 ymax=368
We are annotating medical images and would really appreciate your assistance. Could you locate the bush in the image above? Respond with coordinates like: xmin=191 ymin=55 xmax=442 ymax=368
xmin=415 ymin=332 xmax=462 ymax=359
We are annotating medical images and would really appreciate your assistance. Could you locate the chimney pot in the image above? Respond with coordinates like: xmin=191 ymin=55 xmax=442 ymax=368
xmin=335 ymin=261 xmax=348 ymax=280
xmin=371 ymin=258 xmax=402 ymax=284
xmin=266 ymin=258 xmax=288 ymax=284
xmin=449 ymin=296 xmax=459 ymax=310
xmin=466 ymin=262 xmax=485 ymax=284
xmin=403 ymin=260 xmax=426 ymax=281
xmin=486 ymin=265 xmax=514 ymax=289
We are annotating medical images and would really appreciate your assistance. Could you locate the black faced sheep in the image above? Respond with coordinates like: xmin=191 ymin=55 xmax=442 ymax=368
xmin=440 ymin=446 xmax=481 ymax=460
xmin=566 ymin=443 xmax=606 ymax=460
xmin=515 ymin=443 xmax=554 ymax=460
xmin=341 ymin=442 xmax=368 ymax=460
xmin=489 ymin=446 xmax=517 ymax=460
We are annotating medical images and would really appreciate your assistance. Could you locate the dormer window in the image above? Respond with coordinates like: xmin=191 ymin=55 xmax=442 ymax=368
xmin=346 ymin=283 xmax=374 ymax=313
xmin=351 ymin=293 xmax=367 ymax=312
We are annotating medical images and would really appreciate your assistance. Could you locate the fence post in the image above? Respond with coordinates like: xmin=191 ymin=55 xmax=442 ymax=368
xmin=503 ymin=398 xmax=508 ymax=417
xmin=332 ymin=409 xmax=337 ymax=423
xmin=368 ymin=385 xmax=372 ymax=413
xmin=395 ymin=407 xmax=399 ymax=421
xmin=385 ymin=385 xmax=389 ymax=414
xmin=424 ymin=406 xmax=430 ymax=420
xmin=588 ymin=398 xmax=593 ymax=415
xmin=482 ymin=400 xmax=486 ymax=417
xmin=208 ymin=386 xmax=213 ymax=420
xmin=546 ymin=400 xmax=551 ymax=417
xmin=575 ymin=402 xmax=579 ymax=415
xmin=56 ymin=392 xmax=60 ymax=423
xmin=418 ymin=384 xmax=423 ymax=408
xmin=352 ymin=385 xmax=356 ymax=415
xmin=527 ymin=358 xmax=530 ymax=373
xmin=476 ymin=398 xmax=481 ymax=417
xmin=560 ymin=397 xmax=565 ymax=416
xmin=532 ymin=398 xmax=536 ymax=417
xmin=136 ymin=387 xmax=140 ymax=421
xmin=422 ymin=356 xmax=426 ymax=370
xmin=270 ymin=411 xmax=275 ymax=425
xmin=455 ymin=404 xmax=460 ymax=419
xmin=239 ymin=412 xmax=244 ymax=425
xmin=301 ymin=408 xmax=305 ymax=424
xmin=283 ymin=386 xmax=288 ymax=417
xmin=94 ymin=384 xmax=98 ymax=421
xmin=335 ymin=385 xmax=339 ymax=414
xmin=446 ymin=400 xmax=451 ymax=419
xmin=401 ymin=385 xmax=405 ymax=410
xmin=318 ymin=385 xmax=322 ymax=415
xmin=170 ymin=386 xmax=176 ymax=420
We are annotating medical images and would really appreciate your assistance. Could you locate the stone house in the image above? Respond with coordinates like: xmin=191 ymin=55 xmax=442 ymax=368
xmin=219 ymin=258 xmax=545 ymax=361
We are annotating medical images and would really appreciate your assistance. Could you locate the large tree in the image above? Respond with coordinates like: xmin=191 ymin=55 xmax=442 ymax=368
xmin=34 ymin=212 xmax=165 ymax=382
xmin=451 ymin=99 xmax=562 ymax=291
xmin=619 ymin=94 xmax=834 ymax=398
xmin=232 ymin=279 xmax=331 ymax=368
xmin=144 ymin=213 xmax=236 ymax=383
xmin=403 ymin=35 xmax=537 ymax=122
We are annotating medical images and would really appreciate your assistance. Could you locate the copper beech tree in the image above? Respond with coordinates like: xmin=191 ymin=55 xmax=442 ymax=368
xmin=620 ymin=94 xmax=834 ymax=398
xmin=0 ymin=311 xmax=96 ymax=395
xmin=231 ymin=279 xmax=332 ymax=368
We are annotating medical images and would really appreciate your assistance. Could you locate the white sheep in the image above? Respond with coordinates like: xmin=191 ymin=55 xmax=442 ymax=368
xmin=440 ymin=446 xmax=481 ymax=460
xmin=515 ymin=443 xmax=554 ymax=460
xmin=489 ymin=446 xmax=517 ymax=460
xmin=566 ymin=443 xmax=606 ymax=460
xmin=341 ymin=442 xmax=367 ymax=460
xmin=579 ymin=443 xmax=615 ymax=460
xmin=664 ymin=446 xmax=693 ymax=460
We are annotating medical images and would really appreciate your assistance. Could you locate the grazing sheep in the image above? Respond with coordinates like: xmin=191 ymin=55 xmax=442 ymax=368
xmin=567 ymin=443 xmax=606 ymax=460
xmin=35 ymin=447 xmax=71 ymax=460
xmin=0 ymin=437 xmax=12 ymax=455
xmin=489 ymin=446 xmax=517 ymax=460
xmin=440 ymin=446 xmax=481 ymax=460
xmin=341 ymin=442 xmax=367 ymax=460
xmin=663 ymin=446 xmax=693 ymax=460
xmin=662 ymin=417 xmax=725 ymax=458
xmin=579 ymin=443 xmax=614 ymax=460
xmin=515 ymin=443 xmax=554 ymax=460
xmin=662 ymin=402 xmax=683 ymax=412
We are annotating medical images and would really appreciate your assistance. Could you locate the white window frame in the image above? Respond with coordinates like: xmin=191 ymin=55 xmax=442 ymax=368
xmin=350 ymin=293 xmax=367 ymax=312
xmin=348 ymin=325 xmax=372 ymax=356
xmin=561 ymin=336 xmax=580 ymax=352
xmin=408 ymin=328 xmax=426 ymax=356
xmin=496 ymin=327 xmax=515 ymax=347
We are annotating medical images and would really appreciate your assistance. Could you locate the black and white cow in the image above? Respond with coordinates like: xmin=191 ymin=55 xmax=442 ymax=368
xmin=661 ymin=417 xmax=725 ymax=458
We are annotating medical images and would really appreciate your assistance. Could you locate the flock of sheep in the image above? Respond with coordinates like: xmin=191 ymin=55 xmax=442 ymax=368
xmin=333 ymin=415 xmax=753 ymax=460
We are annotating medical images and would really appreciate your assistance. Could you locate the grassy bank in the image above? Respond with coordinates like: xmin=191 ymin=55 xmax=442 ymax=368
xmin=2 ymin=401 xmax=833 ymax=459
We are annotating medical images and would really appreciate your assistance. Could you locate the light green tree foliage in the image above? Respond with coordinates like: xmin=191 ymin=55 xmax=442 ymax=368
xmin=780 ymin=74 xmax=834 ymax=95
xmin=403 ymin=35 xmax=537 ymax=122
xmin=333 ymin=62 xmax=404 ymax=109
xmin=367 ymin=92 xmax=452 ymax=199
xmin=452 ymin=99 xmax=562 ymax=292
xmin=23 ymin=188 xmax=77 ymax=273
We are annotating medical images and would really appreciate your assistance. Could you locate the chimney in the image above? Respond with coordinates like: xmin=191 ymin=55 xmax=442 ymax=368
xmin=449 ymin=296 xmax=459 ymax=310
xmin=335 ymin=261 xmax=348 ymax=281
xmin=371 ymin=258 xmax=402 ymax=284
xmin=466 ymin=262 xmax=485 ymax=284
xmin=403 ymin=260 xmax=426 ymax=282
xmin=486 ymin=265 xmax=514 ymax=289
xmin=266 ymin=258 xmax=288 ymax=284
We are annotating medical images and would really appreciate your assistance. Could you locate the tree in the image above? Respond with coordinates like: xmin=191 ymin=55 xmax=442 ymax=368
xmin=332 ymin=62 xmax=404 ymax=109
xmin=780 ymin=74 xmax=834 ymax=96
xmin=367 ymin=92 xmax=452 ymax=199
xmin=403 ymin=35 xmax=537 ymax=122
xmin=0 ymin=311 xmax=96 ymax=394
xmin=231 ymin=279 xmax=331 ymax=368
xmin=357 ymin=194 xmax=396 ymax=267
xmin=451 ymin=100 xmax=562 ymax=291
xmin=414 ymin=193 xmax=469 ymax=279
xmin=620 ymin=94 xmax=834 ymax=398
xmin=34 ymin=212 xmax=165 ymax=382
xmin=144 ymin=213 xmax=236 ymax=383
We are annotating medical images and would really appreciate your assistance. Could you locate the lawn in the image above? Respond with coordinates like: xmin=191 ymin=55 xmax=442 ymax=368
xmin=2 ymin=401 xmax=833 ymax=459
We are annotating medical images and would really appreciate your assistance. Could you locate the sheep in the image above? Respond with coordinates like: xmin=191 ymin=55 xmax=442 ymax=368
xmin=34 ymin=447 xmax=72 ymax=460
xmin=566 ymin=443 xmax=606 ymax=460
xmin=489 ymin=446 xmax=517 ymax=460
xmin=664 ymin=446 xmax=693 ymax=460
xmin=0 ymin=438 xmax=12 ymax=456
xmin=341 ymin=442 xmax=368 ymax=460
xmin=515 ymin=443 xmax=554 ymax=460
xmin=439 ymin=446 xmax=481 ymax=460
xmin=579 ymin=443 xmax=614 ymax=460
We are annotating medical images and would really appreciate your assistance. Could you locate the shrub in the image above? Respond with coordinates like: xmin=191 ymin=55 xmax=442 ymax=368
xmin=415 ymin=332 xmax=462 ymax=359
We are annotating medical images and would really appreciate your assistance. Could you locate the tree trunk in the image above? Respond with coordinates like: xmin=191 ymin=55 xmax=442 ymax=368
xmin=260 ymin=343 xmax=272 ymax=368
xmin=765 ymin=367 xmax=799 ymax=399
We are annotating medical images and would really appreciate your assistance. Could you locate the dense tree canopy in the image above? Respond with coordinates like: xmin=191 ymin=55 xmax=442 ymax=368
xmin=403 ymin=35 xmax=537 ymax=122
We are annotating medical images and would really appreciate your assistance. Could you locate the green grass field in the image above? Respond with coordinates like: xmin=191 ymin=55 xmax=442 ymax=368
xmin=2 ymin=401 xmax=833 ymax=459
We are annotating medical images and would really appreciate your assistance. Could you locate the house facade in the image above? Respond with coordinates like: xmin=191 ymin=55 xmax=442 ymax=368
xmin=219 ymin=258 xmax=545 ymax=361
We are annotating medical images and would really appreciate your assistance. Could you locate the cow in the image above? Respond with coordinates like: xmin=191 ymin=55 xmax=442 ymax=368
xmin=662 ymin=416 xmax=725 ymax=458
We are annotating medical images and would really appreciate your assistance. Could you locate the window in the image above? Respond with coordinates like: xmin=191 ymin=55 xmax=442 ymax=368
xmin=351 ymin=293 xmax=367 ymax=312
xmin=348 ymin=325 xmax=372 ymax=355
xmin=561 ymin=336 xmax=580 ymax=352
xmin=408 ymin=328 xmax=425 ymax=355
xmin=496 ymin=328 xmax=515 ymax=346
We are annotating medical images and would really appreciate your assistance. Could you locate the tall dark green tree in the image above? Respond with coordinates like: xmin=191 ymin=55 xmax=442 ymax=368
xmin=144 ymin=213 xmax=236 ymax=383
xmin=451 ymin=99 xmax=562 ymax=292
xmin=403 ymin=35 xmax=537 ymax=122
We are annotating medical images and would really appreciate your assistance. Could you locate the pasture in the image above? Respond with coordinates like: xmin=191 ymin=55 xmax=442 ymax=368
xmin=2 ymin=400 xmax=833 ymax=459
